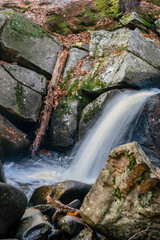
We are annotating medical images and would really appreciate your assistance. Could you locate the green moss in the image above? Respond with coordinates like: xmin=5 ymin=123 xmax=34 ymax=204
xmin=46 ymin=14 xmax=70 ymax=35
xmin=138 ymin=191 xmax=153 ymax=207
xmin=114 ymin=187 xmax=123 ymax=200
xmin=124 ymin=150 xmax=136 ymax=171
xmin=137 ymin=171 xmax=150 ymax=185
xmin=24 ymin=1 xmax=31 ymax=5
xmin=9 ymin=12 xmax=51 ymax=38
xmin=14 ymin=82 xmax=24 ymax=112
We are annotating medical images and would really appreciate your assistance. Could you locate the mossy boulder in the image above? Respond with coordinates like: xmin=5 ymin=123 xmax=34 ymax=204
xmin=120 ymin=12 xmax=152 ymax=31
xmin=48 ymin=75 xmax=90 ymax=151
xmin=81 ymin=29 xmax=160 ymax=94
xmin=0 ymin=66 xmax=42 ymax=122
xmin=0 ymin=114 xmax=29 ymax=157
xmin=0 ymin=11 xmax=63 ymax=77
xmin=80 ymin=142 xmax=160 ymax=240
xmin=46 ymin=14 xmax=70 ymax=35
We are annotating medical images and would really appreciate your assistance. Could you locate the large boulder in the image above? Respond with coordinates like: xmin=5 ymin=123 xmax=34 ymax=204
xmin=80 ymin=142 xmax=160 ymax=240
xmin=3 ymin=64 xmax=47 ymax=95
xmin=0 ymin=183 xmax=27 ymax=238
xmin=63 ymin=43 xmax=89 ymax=78
xmin=0 ymin=114 xmax=29 ymax=156
xmin=15 ymin=208 xmax=51 ymax=240
xmin=0 ymin=66 xmax=42 ymax=122
xmin=131 ymin=92 xmax=160 ymax=166
xmin=80 ymin=29 xmax=160 ymax=94
xmin=0 ymin=11 xmax=63 ymax=77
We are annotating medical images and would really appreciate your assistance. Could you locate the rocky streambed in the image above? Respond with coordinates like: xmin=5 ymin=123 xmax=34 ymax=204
xmin=0 ymin=8 xmax=160 ymax=240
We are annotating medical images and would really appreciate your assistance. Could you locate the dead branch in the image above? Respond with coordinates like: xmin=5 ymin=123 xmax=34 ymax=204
xmin=128 ymin=227 xmax=152 ymax=240
xmin=31 ymin=50 xmax=68 ymax=157
xmin=46 ymin=195 xmax=80 ymax=215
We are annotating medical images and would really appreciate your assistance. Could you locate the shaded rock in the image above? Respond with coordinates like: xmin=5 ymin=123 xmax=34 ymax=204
xmin=59 ymin=215 xmax=85 ymax=236
xmin=0 ymin=66 xmax=42 ymax=122
xmin=81 ymin=29 xmax=160 ymax=94
xmin=120 ymin=12 xmax=152 ymax=31
xmin=0 ymin=114 xmax=29 ymax=156
xmin=80 ymin=142 xmax=160 ymax=240
xmin=0 ymin=13 xmax=7 ymax=30
xmin=52 ymin=210 xmax=66 ymax=229
xmin=49 ymin=99 xmax=79 ymax=150
xmin=63 ymin=43 xmax=89 ymax=78
xmin=15 ymin=208 xmax=51 ymax=240
xmin=51 ymin=180 xmax=92 ymax=204
xmin=34 ymin=204 xmax=56 ymax=218
xmin=0 ymin=183 xmax=27 ymax=238
xmin=131 ymin=92 xmax=160 ymax=166
xmin=67 ymin=199 xmax=81 ymax=209
xmin=79 ymin=91 xmax=113 ymax=139
xmin=29 ymin=184 xmax=54 ymax=206
xmin=155 ymin=19 xmax=160 ymax=34
xmin=48 ymin=77 xmax=90 ymax=150
xmin=0 ymin=11 xmax=62 ymax=77
xmin=47 ymin=229 xmax=64 ymax=240
xmin=0 ymin=160 xmax=6 ymax=182
xmin=3 ymin=64 xmax=47 ymax=95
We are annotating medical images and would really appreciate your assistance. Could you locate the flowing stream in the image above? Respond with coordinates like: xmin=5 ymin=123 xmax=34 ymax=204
xmin=4 ymin=89 xmax=156 ymax=198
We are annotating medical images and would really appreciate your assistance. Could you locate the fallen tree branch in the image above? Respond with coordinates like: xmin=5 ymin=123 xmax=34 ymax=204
xmin=46 ymin=195 xmax=80 ymax=215
xmin=128 ymin=227 xmax=152 ymax=240
xmin=31 ymin=49 xmax=68 ymax=157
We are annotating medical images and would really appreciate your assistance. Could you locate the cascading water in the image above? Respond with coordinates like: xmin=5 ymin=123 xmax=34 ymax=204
xmin=69 ymin=90 xmax=155 ymax=182
xmin=4 ymin=89 xmax=157 ymax=198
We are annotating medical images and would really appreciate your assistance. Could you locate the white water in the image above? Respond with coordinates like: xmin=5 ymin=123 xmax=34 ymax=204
xmin=69 ymin=90 xmax=155 ymax=182
xmin=4 ymin=89 xmax=156 ymax=198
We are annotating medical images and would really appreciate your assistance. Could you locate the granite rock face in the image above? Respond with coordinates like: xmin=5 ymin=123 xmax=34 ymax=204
xmin=80 ymin=142 xmax=160 ymax=240
xmin=81 ymin=29 xmax=160 ymax=94
xmin=0 ymin=66 xmax=42 ymax=122
xmin=0 ymin=11 xmax=62 ymax=77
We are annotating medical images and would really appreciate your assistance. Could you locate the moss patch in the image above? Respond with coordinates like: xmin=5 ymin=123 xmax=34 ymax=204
xmin=9 ymin=12 xmax=51 ymax=38
xmin=46 ymin=14 xmax=70 ymax=35
xmin=14 ymin=82 xmax=25 ymax=112
xmin=124 ymin=150 xmax=136 ymax=171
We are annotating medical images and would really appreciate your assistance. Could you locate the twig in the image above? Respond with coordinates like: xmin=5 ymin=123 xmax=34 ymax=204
xmin=128 ymin=227 xmax=152 ymax=240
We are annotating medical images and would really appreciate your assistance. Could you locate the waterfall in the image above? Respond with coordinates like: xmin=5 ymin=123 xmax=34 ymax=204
xmin=4 ymin=89 xmax=156 ymax=197
xmin=69 ymin=90 xmax=155 ymax=182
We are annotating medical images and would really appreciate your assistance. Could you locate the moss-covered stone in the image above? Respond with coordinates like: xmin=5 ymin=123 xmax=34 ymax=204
xmin=46 ymin=14 xmax=70 ymax=35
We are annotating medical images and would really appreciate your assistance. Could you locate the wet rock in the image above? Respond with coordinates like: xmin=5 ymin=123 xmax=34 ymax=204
xmin=63 ymin=43 xmax=89 ymax=78
xmin=80 ymin=142 xmax=160 ymax=240
xmin=0 ymin=114 xmax=29 ymax=156
xmin=34 ymin=204 xmax=56 ymax=217
xmin=0 ymin=183 xmax=27 ymax=238
xmin=119 ymin=12 xmax=152 ymax=31
xmin=58 ymin=215 xmax=85 ymax=236
xmin=47 ymin=229 xmax=64 ymax=240
xmin=81 ymin=29 xmax=160 ymax=94
xmin=3 ymin=64 xmax=47 ymax=95
xmin=52 ymin=210 xmax=66 ymax=229
xmin=0 ymin=66 xmax=42 ymax=122
xmin=15 ymin=208 xmax=51 ymax=240
xmin=51 ymin=180 xmax=92 ymax=204
xmin=29 ymin=184 xmax=54 ymax=206
xmin=0 ymin=11 xmax=62 ymax=77
xmin=131 ymin=92 xmax=160 ymax=166
xmin=67 ymin=199 xmax=81 ymax=209
xmin=0 ymin=160 xmax=6 ymax=182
